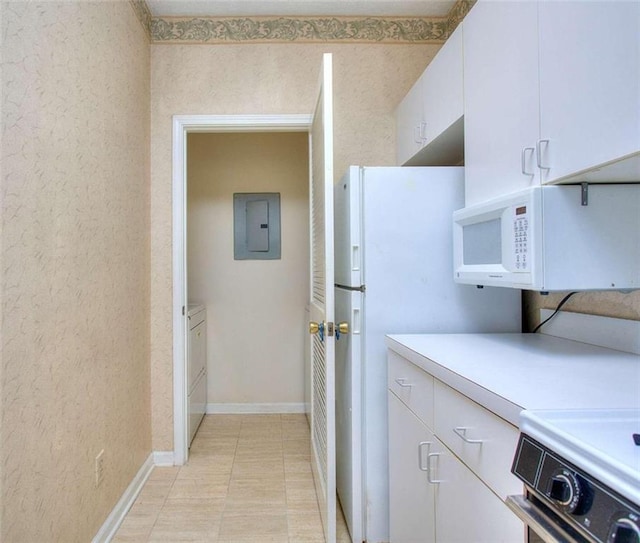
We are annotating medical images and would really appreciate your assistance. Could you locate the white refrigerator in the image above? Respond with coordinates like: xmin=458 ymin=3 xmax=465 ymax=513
xmin=334 ymin=166 xmax=521 ymax=543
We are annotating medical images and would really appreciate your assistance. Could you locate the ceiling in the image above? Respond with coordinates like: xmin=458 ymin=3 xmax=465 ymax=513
xmin=146 ymin=0 xmax=457 ymax=18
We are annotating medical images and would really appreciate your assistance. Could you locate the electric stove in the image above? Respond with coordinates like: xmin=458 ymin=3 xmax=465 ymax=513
xmin=508 ymin=409 xmax=640 ymax=543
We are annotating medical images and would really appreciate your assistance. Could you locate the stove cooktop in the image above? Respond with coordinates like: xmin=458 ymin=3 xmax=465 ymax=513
xmin=520 ymin=409 xmax=640 ymax=506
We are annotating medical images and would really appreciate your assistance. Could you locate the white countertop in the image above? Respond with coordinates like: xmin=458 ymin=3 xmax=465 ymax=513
xmin=385 ymin=333 xmax=640 ymax=427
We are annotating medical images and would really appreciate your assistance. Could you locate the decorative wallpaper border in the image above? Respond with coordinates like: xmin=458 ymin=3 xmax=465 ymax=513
xmin=130 ymin=0 xmax=153 ymax=39
xmin=446 ymin=0 xmax=475 ymax=36
xmin=150 ymin=16 xmax=448 ymax=44
xmin=131 ymin=0 xmax=474 ymax=44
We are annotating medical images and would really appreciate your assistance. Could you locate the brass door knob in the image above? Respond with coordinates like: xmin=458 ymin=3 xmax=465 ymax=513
xmin=309 ymin=321 xmax=320 ymax=335
xmin=338 ymin=322 xmax=349 ymax=334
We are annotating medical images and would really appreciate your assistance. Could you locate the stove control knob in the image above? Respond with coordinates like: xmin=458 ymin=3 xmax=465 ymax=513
xmin=549 ymin=474 xmax=574 ymax=504
xmin=546 ymin=472 xmax=588 ymax=514
xmin=607 ymin=518 xmax=640 ymax=543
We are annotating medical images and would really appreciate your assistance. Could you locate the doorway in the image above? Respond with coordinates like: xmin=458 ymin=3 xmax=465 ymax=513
xmin=171 ymin=97 xmax=344 ymax=542
xmin=172 ymin=115 xmax=312 ymax=464
xmin=186 ymin=131 xmax=310 ymax=422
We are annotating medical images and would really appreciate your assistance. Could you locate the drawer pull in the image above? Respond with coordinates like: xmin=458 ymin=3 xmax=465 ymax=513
xmin=453 ymin=427 xmax=483 ymax=444
xmin=418 ymin=441 xmax=431 ymax=472
xmin=395 ymin=378 xmax=413 ymax=388
xmin=427 ymin=453 xmax=442 ymax=484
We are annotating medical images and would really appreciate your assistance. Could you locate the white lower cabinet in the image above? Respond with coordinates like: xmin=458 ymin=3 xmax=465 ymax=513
xmin=389 ymin=391 xmax=436 ymax=543
xmin=188 ymin=305 xmax=207 ymax=446
xmin=433 ymin=445 xmax=524 ymax=543
xmin=388 ymin=353 xmax=524 ymax=543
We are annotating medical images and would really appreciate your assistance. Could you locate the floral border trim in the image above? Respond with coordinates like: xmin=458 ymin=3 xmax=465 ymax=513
xmin=134 ymin=0 xmax=473 ymax=44
xmin=130 ymin=0 xmax=152 ymax=39
xmin=150 ymin=16 xmax=448 ymax=44
xmin=446 ymin=0 xmax=476 ymax=36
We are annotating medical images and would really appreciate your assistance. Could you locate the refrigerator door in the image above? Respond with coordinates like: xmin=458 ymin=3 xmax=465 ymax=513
xmin=334 ymin=166 xmax=363 ymax=288
xmin=335 ymin=287 xmax=363 ymax=543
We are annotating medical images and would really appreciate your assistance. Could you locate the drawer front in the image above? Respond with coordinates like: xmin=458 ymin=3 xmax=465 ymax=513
xmin=387 ymin=351 xmax=434 ymax=429
xmin=434 ymin=380 xmax=522 ymax=499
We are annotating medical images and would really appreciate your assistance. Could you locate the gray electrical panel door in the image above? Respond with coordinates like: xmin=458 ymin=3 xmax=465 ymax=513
xmin=246 ymin=199 xmax=270 ymax=252
xmin=233 ymin=193 xmax=281 ymax=260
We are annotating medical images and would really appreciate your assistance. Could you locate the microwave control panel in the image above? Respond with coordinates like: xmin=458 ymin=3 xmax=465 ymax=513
xmin=513 ymin=205 xmax=529 ymax=271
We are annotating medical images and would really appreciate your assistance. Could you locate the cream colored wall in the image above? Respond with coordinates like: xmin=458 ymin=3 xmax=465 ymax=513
xmin=187 ymin=132 xmax=309 ymax=405
xmin=150 ymin=43 xmax=439 ymax=449
xmin=1 ymin=3 xmax=151 ymax=541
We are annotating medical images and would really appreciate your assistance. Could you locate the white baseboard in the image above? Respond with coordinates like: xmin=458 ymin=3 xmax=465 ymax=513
xmin=153 ymin=451 xmax=175 ymax=466
xmin=92 ymin=453 xmax=155 ymax=543
xmin=207 ymin=402 xmax=306 ymax=414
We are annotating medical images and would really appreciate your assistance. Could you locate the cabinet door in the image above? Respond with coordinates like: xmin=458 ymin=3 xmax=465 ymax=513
xmin=396 ymin=74 xmax=425 ymax=165
xmin=188 ymin=320 xmax=206 ymax=393
xmin=388 ymin=391 xmax=436 ymax=543
xmin=434 ymin=446 xmax=525 ymax=543
xmin=422 ymin=24 xmax=463 ymax=145
xmin=538 ymin=1 xmax=640 ymax=184
xmin=463 ymin=1 xmax=540 ymax=206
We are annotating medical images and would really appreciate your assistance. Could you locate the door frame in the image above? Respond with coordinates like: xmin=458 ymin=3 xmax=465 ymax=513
xmin=171 ymin=114 xmax=312 ymax=465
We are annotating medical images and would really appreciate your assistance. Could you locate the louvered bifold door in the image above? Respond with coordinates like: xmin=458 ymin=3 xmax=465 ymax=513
xmin=308 ymin=53 xmax=336 ymax=543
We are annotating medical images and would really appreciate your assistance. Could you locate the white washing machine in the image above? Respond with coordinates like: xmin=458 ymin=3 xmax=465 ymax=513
xmin=187 ymin=304 xmax=207 ymax=445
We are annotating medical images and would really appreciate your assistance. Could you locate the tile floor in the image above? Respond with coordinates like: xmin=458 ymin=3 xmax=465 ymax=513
xmin=113 ymin=414 xmax=352 ymax=542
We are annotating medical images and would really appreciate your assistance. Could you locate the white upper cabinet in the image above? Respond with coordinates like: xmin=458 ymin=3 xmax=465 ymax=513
xmin=537 ymin=1 xmax=640 ymax=184
xmin=463 ymin=1 xmax=542 ymax=206
xmin=464 ymin=0 xmax=640 ymax=206
xmin=395 ymin=73 xmax=425 ymax=166
xmin=422 ymin=24 xmax=464 ymax=146
xmin=395 ymin=25 xmax=464 ymax=166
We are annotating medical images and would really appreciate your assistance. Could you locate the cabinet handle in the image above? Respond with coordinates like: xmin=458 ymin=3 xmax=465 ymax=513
xmin=418 ymin=441 xmax=431 ymax=472
xmin=414 ymin=126 xmax=423 ymax=144
xmin=521 ymin=147 xmax=535 ymax=176
xmin=536 ymin=139 xmax=550 ymax=170
xmin=395 ymin=378 xmax=413 ymax=388
xmin=427 ymin=452 xmax=442 ymax=484
xmin=420 ymin=121 xmax=427 ymax=142
xmin=453 ymin=426 xmax=483 ymax=444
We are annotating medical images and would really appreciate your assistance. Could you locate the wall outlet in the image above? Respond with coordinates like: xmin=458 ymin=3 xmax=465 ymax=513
xmin=95 ymin=449 xmax=105 ymax=487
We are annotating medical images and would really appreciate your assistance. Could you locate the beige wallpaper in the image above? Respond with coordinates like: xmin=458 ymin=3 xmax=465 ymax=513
xmin=150 ymin=43 xmax=439 ymax=449
xmin=1 ymin=2 xmax=151 ymax=541
xmin=524 ymin=290 xmax=640 ymax=332
xmin=187 ymin=132 xmax=309 ymax=405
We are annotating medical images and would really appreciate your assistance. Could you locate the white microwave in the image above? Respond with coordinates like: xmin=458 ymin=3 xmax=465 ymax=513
xmin=453 ymin=185 xmax=640 ymax=291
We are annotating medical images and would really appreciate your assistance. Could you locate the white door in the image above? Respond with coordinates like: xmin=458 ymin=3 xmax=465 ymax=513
xmin=309 ymin=52 xmax=336 ymax=543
